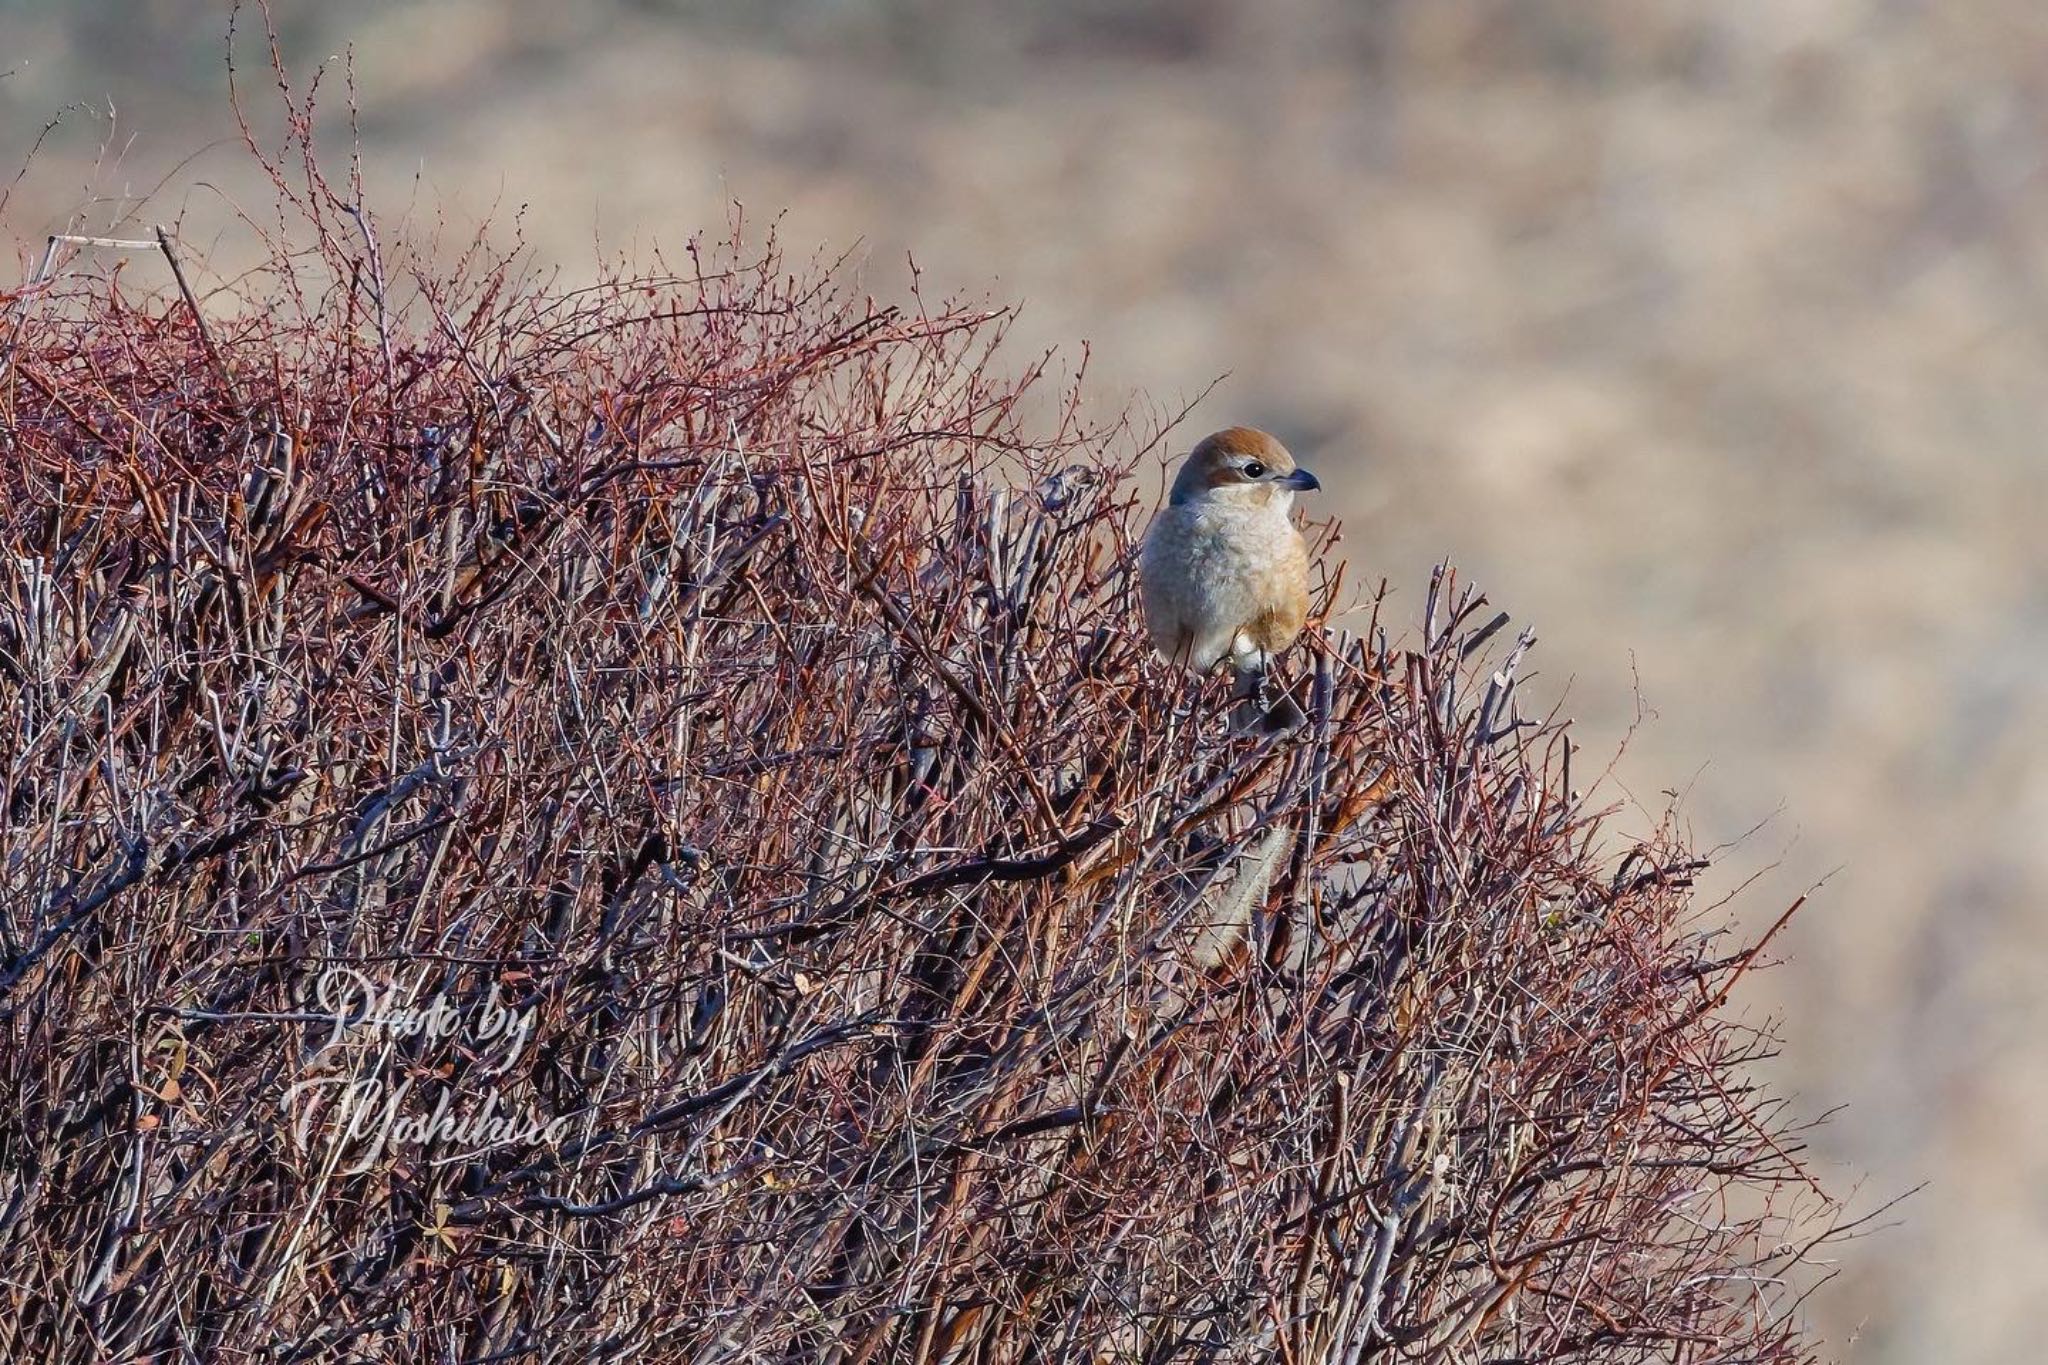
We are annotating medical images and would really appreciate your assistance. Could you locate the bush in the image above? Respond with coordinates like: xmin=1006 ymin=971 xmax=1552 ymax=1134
xmin=0 ymin=68 xmax=1842 ymax=1365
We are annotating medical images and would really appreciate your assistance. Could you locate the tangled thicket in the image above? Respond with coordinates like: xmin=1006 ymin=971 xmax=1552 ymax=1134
xmin=0 ymin=106 xmax=1844 ymax=1364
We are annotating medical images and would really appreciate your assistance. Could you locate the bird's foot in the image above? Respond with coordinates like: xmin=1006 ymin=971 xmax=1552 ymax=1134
xmin=1229 ymin=668 xmax=1307 ymax=737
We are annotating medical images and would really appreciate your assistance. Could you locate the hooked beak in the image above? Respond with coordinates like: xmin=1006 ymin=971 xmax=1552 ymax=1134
xmin=1278 ymin=467 xmax=1321 ymax=493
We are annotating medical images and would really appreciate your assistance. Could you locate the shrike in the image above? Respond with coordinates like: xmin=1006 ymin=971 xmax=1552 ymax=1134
xmin=1139 ymin=426 xmax=1320 ymax=731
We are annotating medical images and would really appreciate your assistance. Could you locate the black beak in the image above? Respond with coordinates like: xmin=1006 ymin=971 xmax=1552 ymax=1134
xmin=1279 ymin=467 xmax=1320 ymax=492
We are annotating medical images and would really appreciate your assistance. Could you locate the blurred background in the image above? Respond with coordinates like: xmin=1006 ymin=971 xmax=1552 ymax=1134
xmin=6 ymin=2 xmax=2046 ymax=1357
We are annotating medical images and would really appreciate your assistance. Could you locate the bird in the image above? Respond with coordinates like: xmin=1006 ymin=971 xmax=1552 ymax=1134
xmin=1139 ymin=426 xmax=1321 ymax=732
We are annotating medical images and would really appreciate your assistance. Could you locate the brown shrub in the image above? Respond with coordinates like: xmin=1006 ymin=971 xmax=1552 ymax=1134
xmin=0 ymin=67 xmax=1845 ymax=1365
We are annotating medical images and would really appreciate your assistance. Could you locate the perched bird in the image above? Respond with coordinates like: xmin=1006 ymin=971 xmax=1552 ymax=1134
xmin=1139 ymin=426 xmax=1320 ymax=731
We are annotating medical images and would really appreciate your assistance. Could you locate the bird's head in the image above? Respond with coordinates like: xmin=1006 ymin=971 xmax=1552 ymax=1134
xmin=1168 ymin=426 xmax=1321 ymax=510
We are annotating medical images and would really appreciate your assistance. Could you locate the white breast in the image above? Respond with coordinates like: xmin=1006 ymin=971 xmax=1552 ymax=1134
xmin=1139 ymin=497 xmax=1298 ymax=673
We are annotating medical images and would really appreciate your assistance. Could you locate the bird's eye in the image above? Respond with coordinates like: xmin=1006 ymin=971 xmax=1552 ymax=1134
xmin=1241 ymin=462 xmax=1266 ymax=479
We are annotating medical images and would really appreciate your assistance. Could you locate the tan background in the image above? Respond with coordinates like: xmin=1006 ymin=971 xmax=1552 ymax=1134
xmin=6 ymin=3 xmax=2045 ymax=1358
